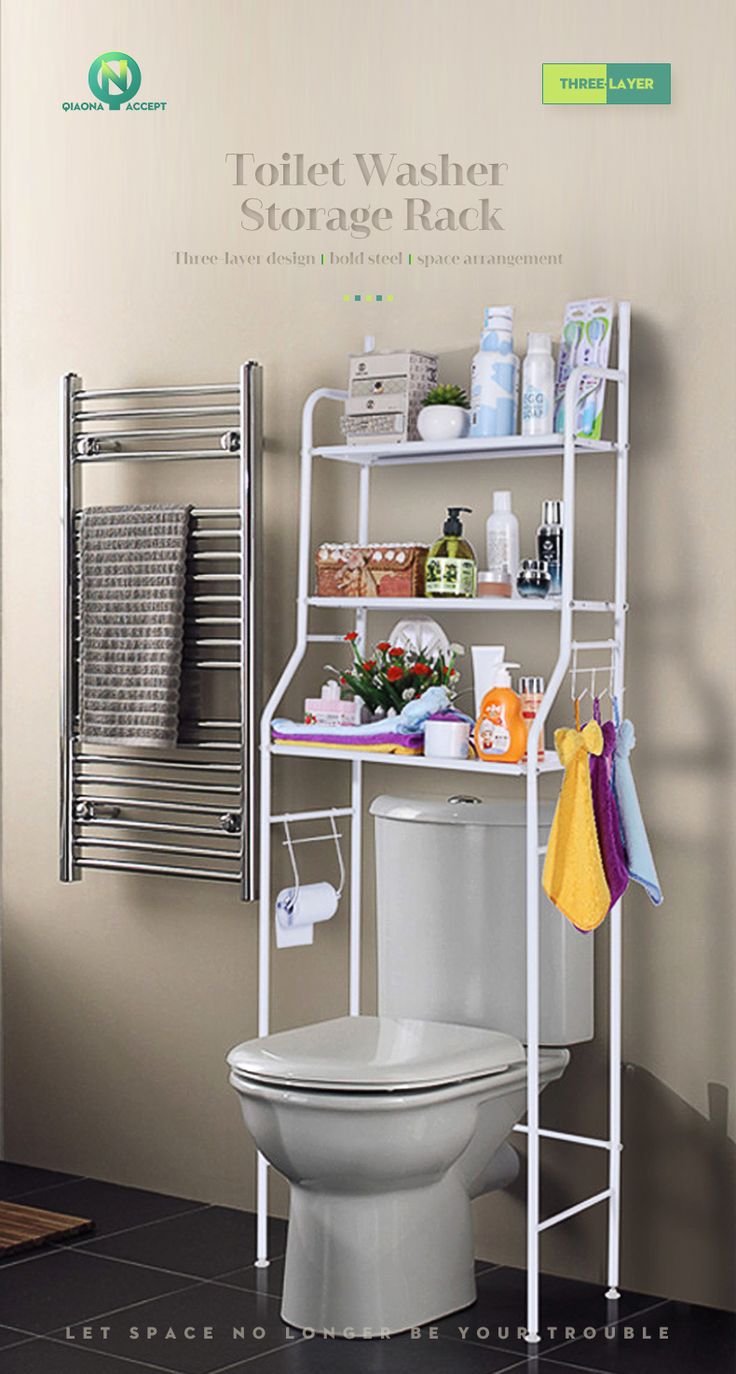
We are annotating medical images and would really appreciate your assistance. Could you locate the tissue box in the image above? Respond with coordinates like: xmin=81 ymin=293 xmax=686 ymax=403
xmin=342 ymin=349 xmax=438 ymax=446
xmin=315 ymin=543 xmax=428 ymax=598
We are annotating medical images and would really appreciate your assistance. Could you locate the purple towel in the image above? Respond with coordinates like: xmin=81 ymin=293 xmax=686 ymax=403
xmin=590 ymin=701 xmax=629 ymax=908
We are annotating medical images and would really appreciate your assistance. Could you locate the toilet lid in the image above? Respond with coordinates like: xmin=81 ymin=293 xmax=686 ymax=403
xmin=227 ymin=1016 xmax=526 ymax=1092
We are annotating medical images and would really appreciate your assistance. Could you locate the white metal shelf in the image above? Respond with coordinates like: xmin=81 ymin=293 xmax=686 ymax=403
xmin=308 ymin=595 xmax=614 ymax=614
xmin=257 ymin=310 xmax=631 ymax=1340
xmin=269 ymin=743 xmax=563 ymax=776
xmin=312 ymin=432 xmax=616 ymax=467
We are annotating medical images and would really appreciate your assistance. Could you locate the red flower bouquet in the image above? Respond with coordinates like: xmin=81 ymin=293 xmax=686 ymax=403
xmin=326 ymin=633 xmax=461 ymax=716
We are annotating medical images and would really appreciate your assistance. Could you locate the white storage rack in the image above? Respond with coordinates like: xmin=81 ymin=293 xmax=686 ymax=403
xmin=257 ymin=303 xmax=631 ymax=1342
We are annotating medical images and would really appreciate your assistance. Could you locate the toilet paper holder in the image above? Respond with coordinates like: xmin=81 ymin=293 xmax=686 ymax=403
xmin=282 ymin=814 xmax=346 ymax=904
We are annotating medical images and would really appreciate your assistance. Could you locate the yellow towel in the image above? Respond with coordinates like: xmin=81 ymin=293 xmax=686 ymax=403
xmin=543 ymin=720 xmax=611 ymax=932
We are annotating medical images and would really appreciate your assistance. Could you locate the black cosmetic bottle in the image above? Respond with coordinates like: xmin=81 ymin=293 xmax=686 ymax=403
xmin=537 ymin=500 xmax=563 ymax=594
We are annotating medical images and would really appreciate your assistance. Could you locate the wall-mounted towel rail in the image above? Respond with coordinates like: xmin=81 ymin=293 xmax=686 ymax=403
xmin=60 ymin=365 xmax=262 ymax=899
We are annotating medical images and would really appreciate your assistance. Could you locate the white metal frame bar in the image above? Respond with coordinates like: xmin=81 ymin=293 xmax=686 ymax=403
xmin=254 ymin=307 xmax=631 ymax=1329
xmin=538 ymin=1188 xmax=612 ymax=1234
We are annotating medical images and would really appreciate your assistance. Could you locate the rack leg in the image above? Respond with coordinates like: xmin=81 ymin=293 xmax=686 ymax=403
xmin=255 ymin=736 xmax=272 ymax=1267
xmin=349 ymin=762 xmax=362 ymax=1016
xmin=606 ymin=899 xmax=623 ymax=1298
xmin=525 ymin=765 xmax=541 ymax=1344
xmin=255 ymin=1153 xmax=270 ymax=1267
xmin=607 ymin=308 xmax=629 ymax=1300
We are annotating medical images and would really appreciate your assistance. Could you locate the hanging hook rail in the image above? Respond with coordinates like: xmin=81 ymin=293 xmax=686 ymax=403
xmin=570 ymin=638 xmax=619 ymax=701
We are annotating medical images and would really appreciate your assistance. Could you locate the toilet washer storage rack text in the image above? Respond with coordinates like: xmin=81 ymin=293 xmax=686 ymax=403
xmin=259 ymin=301 xmax=631 ymax=1343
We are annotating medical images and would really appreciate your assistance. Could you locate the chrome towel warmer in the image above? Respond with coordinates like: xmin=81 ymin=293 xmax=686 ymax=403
xmin=60 ymin=364 xmax=262 ymax=900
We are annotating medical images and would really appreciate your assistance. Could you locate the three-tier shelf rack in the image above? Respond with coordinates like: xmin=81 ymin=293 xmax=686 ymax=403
xmin=257 ymin=303 xmax=631 ymax=1342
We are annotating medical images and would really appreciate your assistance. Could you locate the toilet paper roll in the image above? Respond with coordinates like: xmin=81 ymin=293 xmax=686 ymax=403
xmin=275 ymin=881 xmax=339 ymax=949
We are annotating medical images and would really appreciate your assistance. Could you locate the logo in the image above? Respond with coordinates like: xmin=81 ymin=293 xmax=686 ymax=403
xmin=61 ymin=50 xmax=166 ymax=112
xmin=542 ymin=64 xmax=671 ymax=105
xmin=88 ymin=52 xmax=141 ymax=110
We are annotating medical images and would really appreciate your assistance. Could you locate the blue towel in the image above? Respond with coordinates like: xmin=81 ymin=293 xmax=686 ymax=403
xmin=613 ymin=717 xmax=663 ymax=906
xmin=397 ymin=686 xmax=474 ymax=733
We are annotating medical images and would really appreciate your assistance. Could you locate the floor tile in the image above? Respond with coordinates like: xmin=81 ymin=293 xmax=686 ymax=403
xmin=0 ymin=1335 xmax=172 ymax=1372
xmin=22 ymin=1177 xmax=206 ymax=1243
xmin=214 ymin=1254 xmax=286 ymax=1298
xmin=554 ymin=1298 xmax=736 ymax=1374
xmin=0 ymin=1246 xmax=60 ymax=1272
xmin=59 ymin=1281 xmax=293 ymax=1374
xmin=435 ymin=1265 xmax=666 ymax=1355
xmin=0 ymin=1162 xmax=81 ymax=1200
xmin=217 ymin=1331 xmax=528 ymax=1374
xmin=0 ymin=1325 xmax=35 ymax=1350
xmin=0 ymin=1247 xmax=194 ymax=1335
xmin=83 ymin=1206 xmax=287 ymax=1280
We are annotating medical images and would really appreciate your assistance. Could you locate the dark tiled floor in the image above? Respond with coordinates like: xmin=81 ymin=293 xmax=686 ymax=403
xmin=436 ymin=1263 xmax=669 ymax=1355
xmin=0 ymin=1162 xmax=732 ymax=1374
xmin=0 ymin=1247 xmax=194 ymax=1334
xmin=11 ymin=1175 xmax=206 ymax=1242
xmin=0 ymin=1161 xmax=81 ymax=1199
xmin=0 ymin=1325 xmax=34 ymax=1350
xmin=556 ymin=1297 xmax=736 ymax=1373
xmin=60 ymin=1283 xmax=294 ymax=1374
xmin=224 ymin=1333 xmax=528 ymax=1374
xmin=82 ymin=1201 xmax=287 ymax=1278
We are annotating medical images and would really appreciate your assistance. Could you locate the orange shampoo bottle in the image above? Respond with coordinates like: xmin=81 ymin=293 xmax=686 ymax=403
xmin=474 ymin=662 xmax=526 ymax=763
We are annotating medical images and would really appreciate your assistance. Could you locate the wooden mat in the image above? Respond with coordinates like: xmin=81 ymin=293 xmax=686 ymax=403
xmin=0 ymin=1200 xmax=93 ymax=1256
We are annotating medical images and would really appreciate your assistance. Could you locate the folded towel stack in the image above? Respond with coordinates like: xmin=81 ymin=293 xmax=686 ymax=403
xmin=271 ymin=719 xmax=425 ymax=755
xmin=79 ymin=504 xmax=191 ymax=747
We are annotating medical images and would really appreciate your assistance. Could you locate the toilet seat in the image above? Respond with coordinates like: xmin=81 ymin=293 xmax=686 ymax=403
xmin=227 ymin=1014 xmax=526 ymax=1093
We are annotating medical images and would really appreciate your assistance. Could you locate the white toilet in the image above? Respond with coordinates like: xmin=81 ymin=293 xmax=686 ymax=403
xmin=228 ymin=796 xmax=593 ymax=1335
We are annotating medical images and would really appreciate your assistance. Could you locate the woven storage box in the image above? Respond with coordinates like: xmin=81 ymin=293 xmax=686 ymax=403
xmin=342 ymin=350 xmax=438 ymax=446
xmin=315 ymin=543 xmax=428 ymax=598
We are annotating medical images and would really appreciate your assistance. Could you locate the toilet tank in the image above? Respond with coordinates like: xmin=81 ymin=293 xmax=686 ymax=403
xmin=370 ymin=795 xmax=593 ymax=1045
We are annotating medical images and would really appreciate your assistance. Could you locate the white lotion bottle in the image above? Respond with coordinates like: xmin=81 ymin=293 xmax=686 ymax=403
xmin=485 ymin=490 xmax=519 ymax=596
xmin=521 ymin=332 xmax=554 ymax=436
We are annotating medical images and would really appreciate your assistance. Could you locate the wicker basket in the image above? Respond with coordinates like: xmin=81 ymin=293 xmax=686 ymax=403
xmin=315 ymin=543 xmax=428 ymax=598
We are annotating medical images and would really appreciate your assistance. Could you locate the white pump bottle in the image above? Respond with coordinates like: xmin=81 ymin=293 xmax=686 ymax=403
xmin=485 ymin=490 xmax=519 ymax=596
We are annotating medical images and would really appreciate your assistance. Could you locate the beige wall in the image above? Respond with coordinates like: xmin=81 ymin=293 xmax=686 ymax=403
xmin=2 ymin=0 xmax=735 ymax=1311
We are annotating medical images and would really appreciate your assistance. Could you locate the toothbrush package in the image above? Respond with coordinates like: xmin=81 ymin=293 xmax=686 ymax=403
xmin=554 ymin=298 xmax=614 ymax=440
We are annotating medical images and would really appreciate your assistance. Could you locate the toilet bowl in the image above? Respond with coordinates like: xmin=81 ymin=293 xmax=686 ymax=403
xmin=228 ymin=796 xmax=592 ymax=1334
xmin=229 ymin=1014 xmax=569 ymax=1334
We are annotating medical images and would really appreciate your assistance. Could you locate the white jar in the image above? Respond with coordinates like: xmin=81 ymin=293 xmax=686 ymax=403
xmin=417 ymin=405 xmax=470 ymax=442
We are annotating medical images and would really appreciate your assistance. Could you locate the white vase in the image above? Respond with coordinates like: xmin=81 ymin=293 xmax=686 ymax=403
xmin=417 ymin=405 xmax=470 ymax=442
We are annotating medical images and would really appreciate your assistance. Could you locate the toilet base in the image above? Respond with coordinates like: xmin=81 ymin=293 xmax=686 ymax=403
xmin=281 ymin=1170 xmax=476 ymax=1336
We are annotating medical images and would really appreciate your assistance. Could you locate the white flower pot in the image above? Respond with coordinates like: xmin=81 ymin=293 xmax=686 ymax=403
xmin=417 ymin=405 xmax=470 ymax=442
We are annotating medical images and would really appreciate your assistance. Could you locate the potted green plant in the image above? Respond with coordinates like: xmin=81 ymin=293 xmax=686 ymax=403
xmin=417 ymin=383 xmax=470 ymax=442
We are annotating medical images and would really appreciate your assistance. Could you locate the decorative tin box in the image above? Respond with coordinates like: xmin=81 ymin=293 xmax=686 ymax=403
xmin=315 ymin=543 xmax=428 ymax=598
xmin=342 ymin=349 xmax=438 ymax=446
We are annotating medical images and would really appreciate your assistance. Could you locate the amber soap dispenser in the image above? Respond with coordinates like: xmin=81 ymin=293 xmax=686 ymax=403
xmin=474 ymin=662 xmax=526 ymax=763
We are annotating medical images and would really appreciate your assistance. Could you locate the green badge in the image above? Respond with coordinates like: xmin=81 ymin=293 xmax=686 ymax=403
xmin=542 ymin=64 xmax=671 ymax=105
xmin=88 ymin=52 xmax=142 ymax=110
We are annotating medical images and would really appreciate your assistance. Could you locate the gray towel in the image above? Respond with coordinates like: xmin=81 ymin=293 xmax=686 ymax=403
xmin=79 ymin=504 xmax=191 ymax=746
